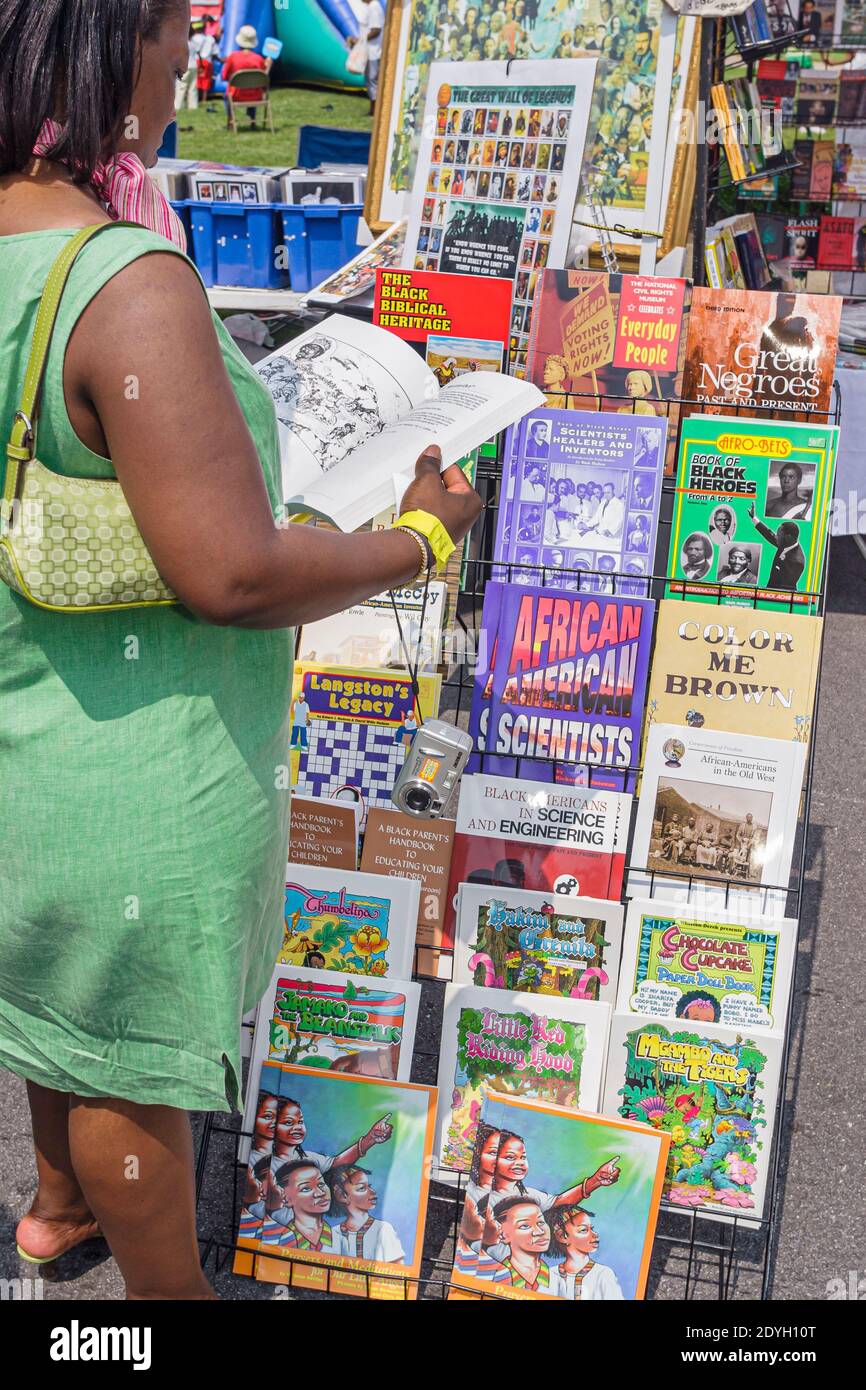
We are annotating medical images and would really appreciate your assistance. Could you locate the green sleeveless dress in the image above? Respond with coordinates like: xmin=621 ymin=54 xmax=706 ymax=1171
xmin=0 ymin=226 xmax=292 ymax=1112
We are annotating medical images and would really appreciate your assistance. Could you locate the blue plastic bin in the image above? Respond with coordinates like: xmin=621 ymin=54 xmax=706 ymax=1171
xmin=277 ymin=204 xmax=363 ymax=293
xmin=169 ymin=198 xmax=193 ymax=247
xmin=186 ymin=201 xmax=289 ymax=290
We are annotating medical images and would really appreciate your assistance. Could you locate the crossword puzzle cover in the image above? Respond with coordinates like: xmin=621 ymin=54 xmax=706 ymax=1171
xmin=290 ymin=664 xmax=442 ymax=825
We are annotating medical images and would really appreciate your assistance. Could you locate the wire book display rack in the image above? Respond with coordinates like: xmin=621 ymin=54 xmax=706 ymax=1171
xmin=195 ymin=376 xmax=840 ymax=1301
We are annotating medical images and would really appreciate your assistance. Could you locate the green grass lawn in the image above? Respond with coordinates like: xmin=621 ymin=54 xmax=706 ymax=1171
xmin=176 ymin=83 xmax=372 ymax=169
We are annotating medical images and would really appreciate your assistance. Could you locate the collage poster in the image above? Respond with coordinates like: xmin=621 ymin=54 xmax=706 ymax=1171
xmin=403 ymin=59 xmax=597 ymax=368
xmin=382 ymin=0 xmax=671 ymax=228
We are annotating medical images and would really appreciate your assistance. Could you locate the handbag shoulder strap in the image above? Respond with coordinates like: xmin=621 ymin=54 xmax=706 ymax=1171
xmin=4 ymin=221 xmax=133 ymax=506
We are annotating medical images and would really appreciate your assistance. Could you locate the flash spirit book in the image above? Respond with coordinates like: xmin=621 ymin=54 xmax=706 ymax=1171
xmin=403 ymin=59 xmax=598 ymax=371
xmin=616 ymin=900 xmax=795 ymax=1032
xmin=256 ymin=313 xmax=542 ymax=529
xmin=373 ymin=268 xmax=512 ymax=379
xmin=297 ymin=581 xmax=447 ymax=673
xmin=434 ymin=984 xmax=610 ymax=1176
xmin=666 ymin=414 xmax=839 ymax=613
xmin=645 ymin=599 xmax=823 ymax=745
xmin=629 ymin=724 xmax=806 ymax=911
xmin=280 ymin=864 xmax=418 ymax=979
xmin=603 ymin=1014 xmax=783 ymax=1223
xmin=240 ymin=965 xmax=422 ymax=1163
xmin=493 ymin=407 xmax=666 ymax=595
xmin=444 ymin=773 xmax=632 ymax=949
xmin=290 ymin=663 xmax=441 ymax=825
xmin=470 ymin=584 xmax=654 ymax=790
xmin=240 ymin=1063 xmax=437 ymax=1298
xmin=360 ymin=808 xmax=456 ymax=965
xmin=681 ymin=287 xmax=841 ymax=421
xmin=454 ymin=882 xmax=624 ymax=1007
xmin=288 ymin=795 xmax=360 ymax=869
xmin=450 ymin=1092 xmax=669 ymax=1300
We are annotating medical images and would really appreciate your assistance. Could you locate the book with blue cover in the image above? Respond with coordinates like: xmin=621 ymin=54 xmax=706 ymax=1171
xmin=494 ymin=407 xmax=667 ymax=598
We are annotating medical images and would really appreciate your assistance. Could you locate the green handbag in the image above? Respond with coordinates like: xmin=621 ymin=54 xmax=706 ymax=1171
xmin=0 ymin=223 xmax=176 ymax=613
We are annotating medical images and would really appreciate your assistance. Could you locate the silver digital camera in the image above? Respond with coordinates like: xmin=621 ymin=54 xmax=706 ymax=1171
xmin=391 ymin=719 xmax=473 ymax=819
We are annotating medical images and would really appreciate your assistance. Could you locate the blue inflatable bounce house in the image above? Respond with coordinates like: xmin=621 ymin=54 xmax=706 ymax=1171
xmin=204 ymin=0 xmax=364 ymax=89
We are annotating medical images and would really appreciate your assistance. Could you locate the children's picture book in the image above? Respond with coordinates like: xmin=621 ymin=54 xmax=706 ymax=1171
xmin=297 ymin=581 xmax=447 ymax=673
xmin=681 ymin=287 xmax=841 ymax=421
xmin=493 ymin=407 xmax=666 ymax=595
xmin=256 ymin=313 xmax=542 ymax=530
xmin=645 ymin=599 xmax=823 ymax=746
xmin=434 ymin=985 xmax=610 ymax=1177
xmin=288 ymin=794 xmax=360 ymax=870
xmin=360 ymin=808 xmax=456 ymax=965
xmin=450 ymin=1091 xmax=669 ymax=1299
xmin=444 ymin=772 xmax=632 ymax=949
xmin=240 ymin=1063 xmax=436 ymax=1298
xmin=629 ymin=724 xmax=806 ymax=911
xmin=280 ymin=864 xmax=418 ymax=979
xmin=306 ymin=220 xmax=407 ymax=307
xmin=289 ymin=663 xmax=441 ymax=826
xmin=373 ymin=268 xmax=512 ymax=379
xmin=402 ymin=59 xmax=598 ymax=371
xmin=666 ymin=414 xmax=839 ymax=613
xmin=603 ymin=1014 xmax=783 ymax=1223
xmin=617 ymin=899 xmax=795 ymax=1032
xmin=472 ymin=584 xmax=654 ymax=791
xmin=240 ymin=965 xmax=421 ymax=1162
xmin=453 ymin=882 xmax=624 ymax=1008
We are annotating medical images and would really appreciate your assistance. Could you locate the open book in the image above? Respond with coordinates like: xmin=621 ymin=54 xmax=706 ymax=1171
xmin=255 ymin=315 xmax=544 ymax=531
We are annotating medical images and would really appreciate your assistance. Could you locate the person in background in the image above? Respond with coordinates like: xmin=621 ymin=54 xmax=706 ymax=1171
xmin=195 ymin=14 xmax=220 ymax=104
xmin=175 ymin=17 xmax=204 ymax=109
xmin=351 ymin=0 xmax=386 ymax=116
xmin=222 ymin=23 xmax=271 ymax=129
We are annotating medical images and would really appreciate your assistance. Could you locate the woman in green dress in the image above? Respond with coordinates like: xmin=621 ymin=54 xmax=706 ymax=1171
xmin=0 ymin=0 xmax=480 ymax=1299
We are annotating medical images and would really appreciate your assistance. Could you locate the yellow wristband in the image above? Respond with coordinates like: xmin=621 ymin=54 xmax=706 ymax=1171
xmin=393 ymin=510 xmax=456 ymax=574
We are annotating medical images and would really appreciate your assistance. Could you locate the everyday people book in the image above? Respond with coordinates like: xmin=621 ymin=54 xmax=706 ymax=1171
xmin=453 ymin=882 xmax=624 ymax=1008
xmin=256 ymin=313 xmax=543 ymax=530
xmin=434 ymin=984 xmax=610 ymax=1177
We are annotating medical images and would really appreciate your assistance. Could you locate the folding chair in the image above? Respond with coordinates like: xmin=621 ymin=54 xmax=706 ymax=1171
xmin=226 ymin=68 xmax=276 ymax=134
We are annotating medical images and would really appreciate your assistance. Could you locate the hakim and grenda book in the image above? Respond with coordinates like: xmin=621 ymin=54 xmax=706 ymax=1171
xmin=471 ymin=586 xmax=654 ymax=790
xmin=667 ymin=414 xmax=839 ymax=613
xmin=646 ymin=599 xmax=823 ymax=746
xmin=442 ymin=772 xmax=631 ymax=950
xmin=256 ymin=313 xmax=543 ymax=531
xmin=681 ymin=286 xmax=841 ymax=419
